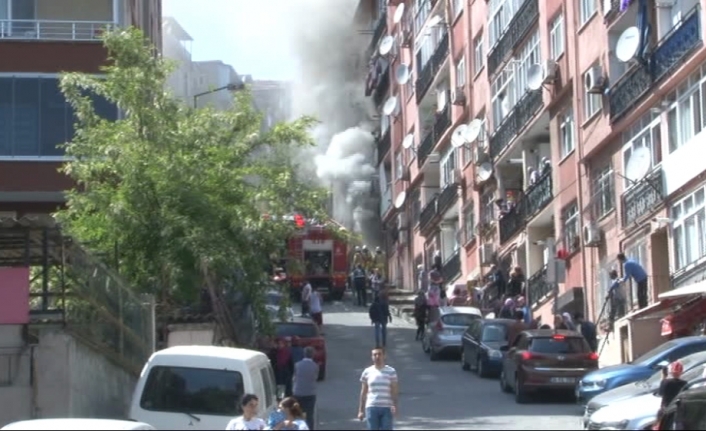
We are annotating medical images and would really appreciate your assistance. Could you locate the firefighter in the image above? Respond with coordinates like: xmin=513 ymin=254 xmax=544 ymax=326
xmin=373 ymin=246 xmax=387 ymax=280
xmin=361 ymin=245 xmax=373 ymax=274
xmin=352 ymin=246 xmax=363 ymax=268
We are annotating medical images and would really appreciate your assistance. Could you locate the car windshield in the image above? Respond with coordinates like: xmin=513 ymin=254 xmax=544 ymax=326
xmin=275 ymin=323 xmax=318 ymax=338
xmin=441 ymin=313 xmax=480 ymax=327
xmin=529 ymin=337 xmax=589 ymax=354
xmin=631 ymin=339 xmax=681 ymax=366
xmin=482 ymin=324 xmax=507 ymax=342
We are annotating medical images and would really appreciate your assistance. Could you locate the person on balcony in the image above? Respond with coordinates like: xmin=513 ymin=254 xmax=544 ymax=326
xmin=617 ymin=253 xmax=649 ymax=309
xmin=507 ymin=266 xmax=525 ymax=297
xmin=540 ymin=157 xmax=551 ymax=176
xmin=528 ymin=167 xmax=540 ymax=186
xmin=608 ymin=269 xmax=627 ymax=321
xmin=487 ymin=264 xmax=507 ymax=298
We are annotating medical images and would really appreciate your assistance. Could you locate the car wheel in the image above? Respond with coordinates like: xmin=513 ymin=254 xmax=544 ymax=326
xmin=500 ymin=370 xmax=511 ymax=393
xmin=461 ymin=350 xmax=470 ymax=371
xmin=515 ymin=377 xmax=528 ymax=404
xmin=478 ymin=356 xmax=488 ymax=378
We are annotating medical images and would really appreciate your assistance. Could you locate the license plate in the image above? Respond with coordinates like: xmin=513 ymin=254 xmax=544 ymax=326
xmin=551 ymin=377 xmax=576 ymax=384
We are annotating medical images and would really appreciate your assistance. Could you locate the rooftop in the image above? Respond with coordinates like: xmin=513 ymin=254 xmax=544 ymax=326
xmin=152 ymin=345 xmax=265 ymax=361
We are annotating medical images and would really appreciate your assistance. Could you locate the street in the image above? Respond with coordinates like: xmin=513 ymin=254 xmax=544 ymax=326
xmin=315 ymin=300 xmax=584 ymax=430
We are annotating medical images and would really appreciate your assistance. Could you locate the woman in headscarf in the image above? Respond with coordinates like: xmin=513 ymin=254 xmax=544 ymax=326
xmin=499 ymin=297 xmax=515 ymax=319
xmin=554 ymin=314 xmax=569 ymax=330
xmin=562 ymin=312 xmax=576 ymax=330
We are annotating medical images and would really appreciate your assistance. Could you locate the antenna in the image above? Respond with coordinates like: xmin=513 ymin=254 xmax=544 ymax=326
xmin=464 ymin=119 xmax=482 ymax=143
xmin=394 ymin=191 xmax=407 ymax=209
xmin=383 ymin=96 xmax=400 ymax=116
xmin=402 ymin=133 xmax=415 ymax=150
xmin=527 ymin=64 xmax=544 ymax=91
xmin=393 ymin=3 xmax=405 ymax=25
xmin=379 ymin=35 xmax=396 ymax=57
xmin=616 ymin=26 xmax=641 ymax=63
xmin=395 ymin=63 xmax=410 ymax=85
xmin=451 ymin=125 xmax=469 ymax=148
xmin=625 ymin=146 xmax=651 ymax=182
xmin=477 ymin=162 xmax=494 ymax=182
xmin=436 ymin=90 xmax=447 ymax=111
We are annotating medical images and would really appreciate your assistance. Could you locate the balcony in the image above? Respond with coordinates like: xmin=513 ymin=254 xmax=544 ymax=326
xmin=370 ymin=12 xmax=388 ymax=53
xmin=489 ymin=89 xmax=543 ymax=159
xmin=415 ymin=32 xmax=449 ymax=103
xmin=442 ymin=251 xmax=461 ymax=282
xmin=609 ymin=7 xmax=701 ymax=122
xmin=525 ymin=171 xmax=552 ymax=219
xmin=621 ymin=166 xmax=664 ymax=227
xmin=436 ymin=183 xmax=458 ymax=217
xmin=372 ymin=68 xmax=390 ymax=107
xmin=419 ymin=197 xmax=438 ymax=232
xmin=527 ymin=266 xmax=552 ymax=309
xmin=487 ymin=0 xmax=539 ymax=76
xmin=417 ymin=103 xmax=451 ymax=168
xmin=0 ymin=20 xmax=113 ymax=41
xmin=499 ymin=200 xmax=526 ymax=244
xmin=377 ymin=129 xmax=391 ymax=164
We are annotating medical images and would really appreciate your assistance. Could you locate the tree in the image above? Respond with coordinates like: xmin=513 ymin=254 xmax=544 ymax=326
xmin=56 ymin=28 xmax=328 ymax=337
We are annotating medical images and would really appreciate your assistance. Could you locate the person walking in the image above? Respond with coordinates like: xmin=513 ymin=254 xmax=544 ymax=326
xmin=275 ymin=338 xmax=294 ymax=398
xmin=617 ymin=253 xmax=649 ymax=309
xmin=358 ymin=347 xmax=398 ymax=430
xmin=370 ymin=269 xmax=384 ymax=297
xmin=301 ymin=280 xmax=313 ymax=317
xmin=352 ymin=264 xmax=368 ymax=307
xmin=225 ymin=393 xmax=266 ymax=430
xmin=293 ymin=346 xmax=319 ymax=430
xmin=369 ymin=293 xmax=392 ymax=348
xmin=413 ymin=289 xmax=428 ymax=341
xmin=574 ymin=312 xmax=598 ymax=352
xmin=309 ymin=290 xmax=323 ymax=331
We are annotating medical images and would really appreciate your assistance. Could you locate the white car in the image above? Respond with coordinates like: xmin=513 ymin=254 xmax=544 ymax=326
xmin=585 ymin=391 xmax=660 ymax=430
xmin=1 ymin=419 xmax=155 ymax=430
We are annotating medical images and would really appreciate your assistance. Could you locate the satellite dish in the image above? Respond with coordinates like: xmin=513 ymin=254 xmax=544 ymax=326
xmin=527 ymin=64 xmax=544 ymax=91
xmin=616 ymin=26 xmax=641 ymax=63
xmin=625 ymin=146 xmax=652 ymax=182
xmin=451 ymin=125 xmax=469 ymax=148
xmin=383 ymin=96 xmax=399 ymax=116
xmin=437 ymin=90 xmax=447 ymax=111
xmin=477 ymin=162 xmax=493 ymax=182
xmin=394 ymin=191 xmax=407 ymax=209
xmin=427 ymin=15 xmax=443 ymax=28
xmin=464 ymin=119 xmax=482 ymax=143
xmin=395 ymin=63 xmax=410 ymax=85
xmin=402 ymin=133 xmax=415 ymax=149
xmin=379 ymin=35 xmax=395 ymax=57
xmin=393 ymin=3 xmax=405 ymax=24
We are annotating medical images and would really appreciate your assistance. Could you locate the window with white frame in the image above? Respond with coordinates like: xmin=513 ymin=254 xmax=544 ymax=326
xmin=580 ymin=0 xmax=597 ymax=25
xmin=473 ymin=33 xmax=484 ymax=75
xmin=594 ymin=254 xmax=612 ymax=321
xmin=672 ymin=186 xmax=706 ymax=271
xmin=415 ymin=27 xmax=445 ymax=72
xmin=414 ymin=0 xmax=432 ymax=35
xmin=583 ymin=66 xmax=603 ymax=120
xmin=562 ymin=202 xmax=580 ymax=251
xmin=441 ymin=148 xmax=457 ymax=187
xmin=550 ymin=13 xmax=565 ymax=60
xmin=405 ymin=69 xmax=415 ymax=100
xmin=456 ymin=56 xmax=467 ymax=88
xmin=411 ymin=188 xmax=421 ymax=225
xmin=591 ymin=164 xmax=615 ymax=219
xmin=488 ymin=0 xmax=524 ymax=48
xmin=453 ymin=0 xmax=464 ymax=18
xmin=666 ymin=66 xmax=706 ymax=153
xmin=623 ymin=239 xmax=649 ymax=307
xmin=480 ymin=189 xmax=495 ymax=225
xmin=381 ymin=113 xmax=390 ymax=135
xmin=559 ymin=108 xmax=575 ymax=157
xmin=464 ymin=203 xmax=475 ymax=244
xmin=463 ymin=116 xmax=486 ymax=165
xmin=395 ymin=151 xmax=404 ymax=180
xmin=622 ymin=111 xmax=662 ymax=189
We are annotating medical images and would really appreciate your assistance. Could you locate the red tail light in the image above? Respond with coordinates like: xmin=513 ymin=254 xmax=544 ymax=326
xmin=521 ymin=351 xmax=533 ymax=361
xmin=552 ymin=334 xmax=565 ymax=340
xmin=435 ymin=320 xmax=443 ymax=331
xmin=587 ymin=352 xmax=599 ymax=361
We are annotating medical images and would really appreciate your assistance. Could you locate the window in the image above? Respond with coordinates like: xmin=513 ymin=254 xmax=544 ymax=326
xmin=594 ymin=254 xmax=613 ymax=321
xmin=623 ymin=239 xmax=649 ymax=306
xmin=580 ymin=0 xmax=597 ymax=25
xmin=395 ymin=151 xmax=404 ymax=180
xmin=380 ymin=112 xmax=390 ymax=135
xmin=259 ymin=367 xmax=276 ymax=410
xmin=473 ymin=33 xmax=484 ymax=75
xmin=559 ymin=108 xmax=575 ymax=157
xmin=666 ymin=66 xmax=706 ymax=153
xmin=414 ymin=0 xmax=432 ymax=35
xmin=0 ymin=76 xmax=118 ymax=158
xmin=481 ymin=324 xmax=507 ymax=342
xmin=463 ymin=203 xmax=475 ymax=244
xmin=583 ymin=67 xmax=603 ymax=120
xmin=464 ymin=116 xmax=486 ymax=165
xmin=549 ymin=13 xmax=565 ymax=60
xmin=488 ymin=0 xmax=524 ymax=48
xmin=456 ymin=56 xmax=466 ymax=88
xmin=562 ymin=202 xmax=579 ymax=251
xmin=672 ymin=187 xmax=706 ymax=270
xmin=140 ymin=366 xmax=245 ymax=416
xmin=453 ymin=0 xmax=464 ymax=18
xmin=622 ymin=111 xmax=662 ymax=189
xmin=405 ymin=69 xmax=415 ymax=100
xmin=441 ymin=313 xmax=480 ymax=327
xmin=440 ymin=147 xmax=456 ymax=187
xmin=416 ymin=29 xmax=444 ymax=72
xmin=529 ymin=337 xmax=590 ymax=354
xmin=411 ymin=188 xmax=421 ymax=225
xmin=591 ymin=164 xmax=615 ymax=219
xmin=480 ymin=189 xmax=495 ymax=225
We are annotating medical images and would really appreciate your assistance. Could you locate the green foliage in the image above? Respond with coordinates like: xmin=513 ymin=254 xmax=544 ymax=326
xmin=56 ymin=28 xmax=328 ymax=314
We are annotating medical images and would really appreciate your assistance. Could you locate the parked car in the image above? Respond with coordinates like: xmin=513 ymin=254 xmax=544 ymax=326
xmin=265 ymin=289 xmax=295 ymax=321
xmin=586 ymin=361 xmax=706 ymax=430
xmin=461 ymin=318 xmax=515 ymax=377
xmin=275 ymin=318 xmax=327 ymax=380
xmin=422 ymin=306 xmax=482 ymax=361
xmin=582 ymin=350 xmax=706 ymax=427
xmin=656 ymin=376 xmax=706 ymax=430
xmin=577 ymin=335 xmax=706 ymax=404
xmin=1 ymin=419 xmax=155 ymax=430
xmin=499 ymin=329 xmax=598 ymax=404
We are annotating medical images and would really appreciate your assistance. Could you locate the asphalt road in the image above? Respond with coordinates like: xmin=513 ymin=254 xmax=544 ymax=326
xmin=314 ymin=299 xmax=584 ymax=430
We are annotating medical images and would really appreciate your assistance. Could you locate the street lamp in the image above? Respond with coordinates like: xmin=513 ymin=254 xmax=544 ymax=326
xmin=193 ymin=82 xmax=246 ymax=108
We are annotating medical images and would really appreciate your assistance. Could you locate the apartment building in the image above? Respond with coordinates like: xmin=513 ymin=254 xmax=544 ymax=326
xmin=0 ymin=0 xmax=161 ymax=216
xmin=363 ymin=0 xmax=706 ymax=364
xmin=162 ymin=16 xmax=193 ymax=104
xmin=251 ymin=80 xmax=292 ymax=131
xmin=192 ymin=60 xmax=240 ymax=110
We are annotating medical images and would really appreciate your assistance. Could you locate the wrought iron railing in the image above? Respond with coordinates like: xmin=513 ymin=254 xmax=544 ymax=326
xmin=372 ymin=68 xmax=390 ymax=107
xmin=433 ymin=100 xmax=452 ymax=139
xmin=489 ymin=89 xmax=543 ymax=159
xmin=499 ymin=199 xmax=526 ymax=244
xmin=525 ymin=171 xmax=553 ymax=218
xmin=417 ymin=129 xmax=435 ymax=168
xmin=381 ymin=187 xmax=393 ymax=217
xmin=417 ymin=103 xmax=451 ymax=167
xmin=378 ymin=129 xmax=391 ymax=164
xmin=0 ymin=20 xmax=113 ymax=41
xmin=527 ymin=265 xmax=551 ymax=309
xmin=487 ymin=0 xmax=539 ymax=76
xmin=370 ymin=13 xmax=387 ymax=52
xmin=609 ymin=7 xmax=701 ymax=122
xmin=436 ymin=183 xmax=458 ymax=217
xmin=621 ymin=166 xmax=664 ymax=227
xmin=419 ymin=196 xmax=438 ymax=232
xmin=442 ymin=251 xmax=461 ymax=282
xmin=415 ymin=32 xmax=449 ymax=103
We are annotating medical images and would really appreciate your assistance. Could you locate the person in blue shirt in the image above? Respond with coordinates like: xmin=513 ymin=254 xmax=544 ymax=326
xmin=617 ymin=253 xmax=648 ymax=309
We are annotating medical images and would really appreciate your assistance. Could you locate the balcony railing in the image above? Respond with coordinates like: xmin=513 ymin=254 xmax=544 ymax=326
xmin=378 ymin=129 xmax=391 ymax=164
xmin=442 ymin=251 xmax=461 ymax=282
xmin=417 ymin=129 xmax=435 ymax=168
xmin=527 ymin=265 xmax=552 ymax=309
xmin=604 ymin=0 xmax=623 ymax=25
xmin=498 ymin=171 xmax=553 ymax=244
xmin=621 ymin=166 xmax=664 ymax=227
xmin=419 ymin=196 xmax=438 ymax=232
xmin=370 ymin=13 xmax=388 ymax=52
xmin=415 ymin=32 xmax=449 ymax=103
xmin=414 ymin=0 xmax=436 ymax=37
xmin=372 ymin=68 xmax=390 ymax=107
xmin=0 ymin=20 xmax=113 ymax=41
xmin=489 ymin=89 xmax=543 ymax=159
xmin=499 ymin=199 xmax=526 ymax=244
xmin=417 ymin=103 xmax=451 ymax=167
xmin=436 ymin=183 xmax=458 ymax=217
xmin=487 ymin=0 xmax=539 ymax=76
xmin=610 ymin=7 xmax=701 ymax=122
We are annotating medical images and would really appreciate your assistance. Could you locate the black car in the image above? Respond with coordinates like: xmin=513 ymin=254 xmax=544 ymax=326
xmin=461 ymin=319 xmax=514 ymax=377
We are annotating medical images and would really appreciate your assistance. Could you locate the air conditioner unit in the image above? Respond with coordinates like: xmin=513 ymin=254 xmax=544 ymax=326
xmin=427 ymin=152 xmax=441 ymax=163
xmin=453 ymin=168 xmax=463 ymax=184
xmin=397 ymin=212 xmax=408 ymax=230
xmin=585 ymin=66 xmax=606 ymax=94
xmin=543 ymin=60 xmax=558 ymax=83
xmin=583 ymin=222 xmax=602 ymax=247
xmin=480 ymin=243 xmax=495 ymax=265
xmin=451 ymin=88 xmax=466 ymax=106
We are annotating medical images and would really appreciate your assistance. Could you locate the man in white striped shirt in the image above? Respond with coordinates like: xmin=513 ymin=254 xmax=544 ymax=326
xmin=357 ymin=347 xmax=398 ymax=430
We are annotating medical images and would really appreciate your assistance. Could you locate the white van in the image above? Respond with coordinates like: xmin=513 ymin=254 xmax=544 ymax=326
xmin=129 ymin=346 xmax=277 ymax=430
xmin=1 ymin=419 xmax=155 ymax=430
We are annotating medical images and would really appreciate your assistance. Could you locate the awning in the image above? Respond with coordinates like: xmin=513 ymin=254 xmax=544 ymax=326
xmin=622 ymin=297 xmax=693 ymax=321
xmin=659 ymin=280 xmax=706 ymax=300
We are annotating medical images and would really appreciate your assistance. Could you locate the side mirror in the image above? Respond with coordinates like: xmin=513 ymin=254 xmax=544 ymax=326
xmin=657 ymin=360 xmax=670 ymax=369
xmin=499 ymin=345 xmax=510 ymax=352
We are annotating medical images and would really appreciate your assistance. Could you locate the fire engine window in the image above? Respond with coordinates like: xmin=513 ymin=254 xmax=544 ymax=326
xmin=305 ymin=251 xmax=331 ymax=275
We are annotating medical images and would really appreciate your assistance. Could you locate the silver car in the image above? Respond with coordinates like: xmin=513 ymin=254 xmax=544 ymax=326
xmin=422 ymin=306 xmax=482 ymax=361
xmin=265 ymin=289 xmax=295 ymax=320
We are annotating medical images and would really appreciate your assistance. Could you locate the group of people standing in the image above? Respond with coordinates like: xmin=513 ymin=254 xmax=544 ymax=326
xmin=351 ymin=245 xmax=386 ymax=308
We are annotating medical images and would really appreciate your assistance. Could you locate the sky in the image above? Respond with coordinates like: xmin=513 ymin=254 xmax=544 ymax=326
xmin=162 ymin=0 xmax=296 ymax=80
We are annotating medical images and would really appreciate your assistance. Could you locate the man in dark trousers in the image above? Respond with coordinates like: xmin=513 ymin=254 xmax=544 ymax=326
xmin=352 ymin=264 xmax=368 ymax=307
xmin=617 ymin=253 xmax=649 ymax=309
xmin=293 ymin=346 xmax=319 ymax=430
xmin=574 ymin=312 xmax=598 ymax=352
xmin=369 ymin=293 xmax=392 ymax=348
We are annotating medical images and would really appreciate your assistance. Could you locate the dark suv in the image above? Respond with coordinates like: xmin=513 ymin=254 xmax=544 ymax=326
xmin=499 ymin=329 xmax=599 ymax=404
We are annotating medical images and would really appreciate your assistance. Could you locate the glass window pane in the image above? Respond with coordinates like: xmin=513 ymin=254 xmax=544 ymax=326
xmin=12 ymin=78 xmax=39 ymax=156
xmin=0 ymin=77 xmax=12 ymax=155
xmin=39 ymin=78 xmax=67 ymax=156
xmin=91 ymin=93 xmax=118 ymax=121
